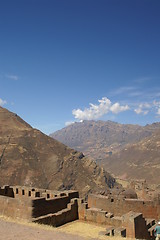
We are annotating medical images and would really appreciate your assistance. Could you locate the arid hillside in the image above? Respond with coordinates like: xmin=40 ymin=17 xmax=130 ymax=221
xmin=51 ymin=120 xmax=160 ymax=159
xmin=0 ymin=107 xmax=116 ymax=196
xmin=100 ymin=130 xmax=160 ymax=183
xmin=51 ymin=120 xmax=160 ymax=183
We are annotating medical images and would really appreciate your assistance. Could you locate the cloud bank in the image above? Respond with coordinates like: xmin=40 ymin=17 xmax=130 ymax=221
xmin=72 ymin=97 xmax=130 ymax=121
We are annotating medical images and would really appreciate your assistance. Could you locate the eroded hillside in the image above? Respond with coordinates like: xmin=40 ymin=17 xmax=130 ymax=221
xmin=101 ymin=131 xmax=160 ymax=183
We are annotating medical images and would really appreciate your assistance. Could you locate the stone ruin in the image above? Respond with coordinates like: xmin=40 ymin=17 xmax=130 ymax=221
xmin=0 ymin=185 xmax=160 ymax=239
xmin=0 ymin=185 xmax=79 ymax=226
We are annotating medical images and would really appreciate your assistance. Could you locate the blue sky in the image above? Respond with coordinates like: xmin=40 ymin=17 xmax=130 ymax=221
xmin=0 ymin=0 xmax=160 ymax=134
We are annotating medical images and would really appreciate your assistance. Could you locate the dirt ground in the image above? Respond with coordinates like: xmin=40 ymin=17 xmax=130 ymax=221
xmin=0 ymin=216 xmax=126 ymax=240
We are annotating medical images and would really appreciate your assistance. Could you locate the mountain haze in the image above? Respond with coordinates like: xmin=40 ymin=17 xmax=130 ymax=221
xmin=0 ymin=107 xmax=116 ymax=196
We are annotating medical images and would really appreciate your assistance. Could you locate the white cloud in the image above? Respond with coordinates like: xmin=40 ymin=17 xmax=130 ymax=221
xmin=134 ymin=103 xmax=151 ymax=115
xmin=110 ymin=102 xmax=130 ymax=114
xmin=0 ymin=98 xmax=7 ymax=106
xmin=135 ymin=100 xmax=160 ymax=116
xmin=134 ymin=108 xmax=143 ymax=114
xmin=72 ymin=97 xmax=130 ymax=121
xmin=65 ymin=121 xmax=75 ymax=126
xmin=6 ymin=75 xmax=19 ymax=81
xmin=134 ymin=108 xmax=149 ymax=115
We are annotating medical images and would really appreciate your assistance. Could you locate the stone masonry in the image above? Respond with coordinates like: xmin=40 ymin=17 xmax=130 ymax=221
xmin=0 ymin=185 xmax=159 ymax=239
xmin=0 ymin=185 xmax=79 ymax=226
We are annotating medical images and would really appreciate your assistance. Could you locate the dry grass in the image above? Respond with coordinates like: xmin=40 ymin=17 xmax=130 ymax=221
xmin=59 ymin=220 xmax=128 ymax=240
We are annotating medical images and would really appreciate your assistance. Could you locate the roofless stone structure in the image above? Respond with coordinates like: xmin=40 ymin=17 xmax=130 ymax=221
xmin=0 ymin=185 xmax=159 ymax=239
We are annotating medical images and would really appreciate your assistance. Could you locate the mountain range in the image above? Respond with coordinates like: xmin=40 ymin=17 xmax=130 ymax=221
xmin=51 ymin=120 xmax=160 ymax=184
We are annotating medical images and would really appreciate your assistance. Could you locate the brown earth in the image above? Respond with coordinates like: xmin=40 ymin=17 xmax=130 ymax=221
xmin=0 ymin=107 xmax=116 ymax=197
xmin=0 ymin=217 xmax=91 ymax=240
xmin=0 ymin=217 xmax=127 ymax=240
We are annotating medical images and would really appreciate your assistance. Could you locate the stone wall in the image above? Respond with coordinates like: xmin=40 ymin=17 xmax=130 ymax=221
xmin=0 ymin=185 xmax=157 ymax=239
xmin=33 ymin=198 xmax=78 ymax=227
xmin=88 ymin=194 xmax=160 ymax=220
xmin=0 ymin=185 xmax=15 ymax=198
xmin=78 ymin=199 xmax=152 ymax=239
xmin=11 ymin=186 xmax=78 ymax=200
xmin=78 ymin=199 xmax=123 ymax=227
xmin=122 ymin=212 xmax=150 ymax=239
xmin=32 ymin=196 xmax=71 ymax=218
xmin=0 ymin=185 xmax=79 ymax=225
xmin=0 ymin=195 xmax=32 ymax=220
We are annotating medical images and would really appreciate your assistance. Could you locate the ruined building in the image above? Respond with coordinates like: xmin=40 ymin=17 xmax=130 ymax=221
xmin=0 ymin=185 xmax=160 ymax=239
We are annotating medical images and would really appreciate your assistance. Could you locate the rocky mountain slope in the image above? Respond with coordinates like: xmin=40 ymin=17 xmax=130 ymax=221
xmin=51 ymin=120 xmax=160 ymax=160
xmin=51 ymin=120 xmax=160 ymax=183
xmin=0 ymin=107 xmax=116 ymax=196
xmin=100 ymin=130 xmax=160 ymax=183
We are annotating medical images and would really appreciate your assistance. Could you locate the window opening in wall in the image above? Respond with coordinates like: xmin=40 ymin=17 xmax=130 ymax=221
xmin=28 ymin=191 xmax=31 ymax=196
xmin=47 ymin=194 xmax=50 ymax=198
xmin=60 ymin=193 xmax=66 ymax=197
xmin=22 ymin=189 xmax=25 ymax=195
xmin=35 ymin=192 xmax=40 ymax=197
